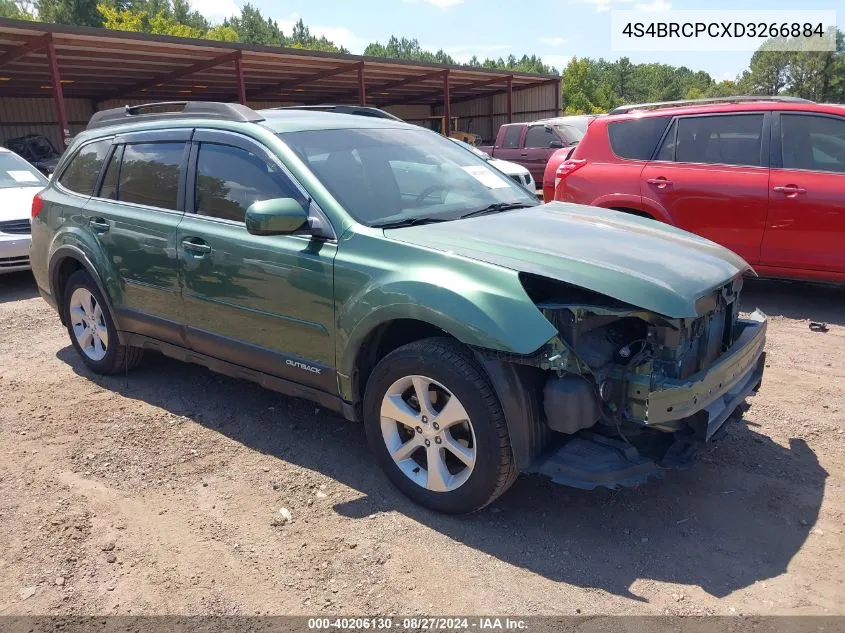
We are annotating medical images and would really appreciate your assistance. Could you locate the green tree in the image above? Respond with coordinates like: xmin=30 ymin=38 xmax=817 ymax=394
xmin=224 ymin=3 xmax=283 ymax=46
xmin=0 ymin=0 xmax=34 ymax=18
xmin=38 ymin=0 xmax=103 ymax=26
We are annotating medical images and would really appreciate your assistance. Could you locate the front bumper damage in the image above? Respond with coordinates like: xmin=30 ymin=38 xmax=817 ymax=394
xmin=529 ymin=310 xmax=767 ymax=490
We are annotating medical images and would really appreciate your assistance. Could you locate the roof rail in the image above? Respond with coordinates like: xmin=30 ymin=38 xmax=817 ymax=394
xmin=608 ymin=95 xmax=813 ymax=115
xmin=87 ymin=101 xmax=265 ymax=130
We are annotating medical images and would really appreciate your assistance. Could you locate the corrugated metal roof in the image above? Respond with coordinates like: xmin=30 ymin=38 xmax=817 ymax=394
xmin=0 ymin=18 xmax=555 ymax=105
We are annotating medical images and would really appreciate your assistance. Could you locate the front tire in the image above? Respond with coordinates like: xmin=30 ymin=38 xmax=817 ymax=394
xmin=64 ymin=269 xmax=143 ymax=375
xmin=363 ymin=338 xmax=516 ymax=514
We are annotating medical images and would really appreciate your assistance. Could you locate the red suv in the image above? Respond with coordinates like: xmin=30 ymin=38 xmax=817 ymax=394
xmin=547 ymin=97 xmax=845 ymax=283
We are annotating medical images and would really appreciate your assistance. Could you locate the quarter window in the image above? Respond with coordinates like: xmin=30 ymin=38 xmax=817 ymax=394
xmin=675 ymin=114 xmax=764 ymax=167
xmin=781 ymin=114 xmax=845 ymax=174
xmin=608 ymin=117 xmax=671 ymax=160
xmin=59 ymin=140 xmax=111 ymax=195
xmin=117 ymin=142 xmax=186 ymax=210
xmin=195 ymin=143 xmax=303 ymax=222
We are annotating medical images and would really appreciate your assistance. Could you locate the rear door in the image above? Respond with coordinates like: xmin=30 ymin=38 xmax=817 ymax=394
xmin=77 ymin=131 xmax=189 ymax=342
xmin=177 ymin=129 xmax=337 ymax=391
xmin=763 ymin=111 xmax=845 ymax=277
xmin=640 ymin=112 xmax=770 ymax=264
xmin=522 ymin=125 xmax=564 ymax=184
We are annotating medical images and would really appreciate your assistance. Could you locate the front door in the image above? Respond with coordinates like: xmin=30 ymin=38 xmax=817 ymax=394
xmin=82 ymin=131 xmax=190 ymax=342
xmin=522 ymin=124 xmax=563 ymax=184
xmin=763 ymin=112 xmax=845 ymax=278
xmin=640 ymin=112 xmax=770 ymax=264
xmin=178 ymin=130 xmax=337 ymax=392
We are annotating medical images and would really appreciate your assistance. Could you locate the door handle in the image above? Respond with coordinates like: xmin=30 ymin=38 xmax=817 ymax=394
xmin=88 ymin=217 xmax=110 ymax=233
xmin=647 ymin=177 xmax=672 ymax=188
xmin=773 ymin=185 xmax=807 ymax=195
xmin=181 ymin=238 xmax=212 ymax=255
xmin=520 ymin=152 xmax=528 ymax=157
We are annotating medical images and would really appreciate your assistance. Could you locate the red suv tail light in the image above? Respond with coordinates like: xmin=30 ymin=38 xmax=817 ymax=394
xmin=31 ymin=192 xmax=45 ymax=219
xmin=555 ymin=159 xmax=586 ymax=186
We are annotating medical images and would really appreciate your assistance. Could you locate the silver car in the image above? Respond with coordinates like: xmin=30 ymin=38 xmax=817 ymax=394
xmin=0 ymin=147 xmax=48 ymax=274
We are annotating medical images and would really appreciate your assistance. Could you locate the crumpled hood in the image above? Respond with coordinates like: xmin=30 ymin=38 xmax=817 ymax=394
xmin=386 ymin=202 xmax=751 ymax=318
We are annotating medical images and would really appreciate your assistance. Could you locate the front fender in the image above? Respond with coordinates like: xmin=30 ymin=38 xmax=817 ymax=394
xmin=336 ymin=270 xmax=557 ymax=381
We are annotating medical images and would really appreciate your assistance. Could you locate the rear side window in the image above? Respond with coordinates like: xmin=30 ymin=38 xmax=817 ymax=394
xmin=675 ymin=114 xmax=764 ymax=167
xmin=59 ymin=140 xmax=111 ymax=195
xmin=607 ymin=117 xmax=671 ymax=160
xmin=195 ymin=143 xmax=304 ymax=222
xmin=524 ymin=126 xmax=559 ymax=148
xmin=502 ymin=125 xmax=523 ymax=149
xmin=781 ymin=114 xmax=845 ymax=174
xmin=118 ymin=142 xmax=186 ymax=210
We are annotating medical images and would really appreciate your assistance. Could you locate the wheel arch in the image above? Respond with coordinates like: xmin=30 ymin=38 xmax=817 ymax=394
xmin=349 ymin=317 xmax=550 ymax=470
xmin=48 ymin=246 xmax=122 ymax=337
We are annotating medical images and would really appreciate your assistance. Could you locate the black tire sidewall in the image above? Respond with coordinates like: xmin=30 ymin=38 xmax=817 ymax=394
xmin=363 ymin=340 xmax=511 ymax=514
xmin=64 ymin=270 xmax=121 ymax=374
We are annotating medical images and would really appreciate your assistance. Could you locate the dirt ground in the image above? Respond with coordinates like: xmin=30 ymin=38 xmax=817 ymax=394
xmin=0 ymin=270 xmax=843 ymax=617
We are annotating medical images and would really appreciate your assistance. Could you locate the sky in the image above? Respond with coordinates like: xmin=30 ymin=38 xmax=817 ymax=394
xmin=189 ymin=0 xmax=843 ymax=81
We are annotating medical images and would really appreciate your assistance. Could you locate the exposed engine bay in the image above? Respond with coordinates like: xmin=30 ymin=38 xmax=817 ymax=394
xmin=500 ymin=273 xmax=767 ymax=489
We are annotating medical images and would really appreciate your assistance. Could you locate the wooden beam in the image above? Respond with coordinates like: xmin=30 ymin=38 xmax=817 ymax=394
xmin=0 ymin=33 xmax=52 ymax=70
xmin=450 ymin=77 xmax=556 ymax=104
xmin=318 ymin=69 xmax=446 ymax=104
xmin=247 ymin=62 xmax=361 ymax=100
xmin=506 ymin=76 xmax=512 ymax=123
xmin=235 ymin=51 xmax=246 ymax=105
xmin=379 ymin=74 xmax=512 ymax=106
xmin=358 ymin=64 xmax=366 ymax=105
xmin=443 ymin=70 xmax=451 ymax=136
xmin=105 ymin=50 xmax=240 ymax=100
xmin=45 ymin=37 xmax=69 ymax=149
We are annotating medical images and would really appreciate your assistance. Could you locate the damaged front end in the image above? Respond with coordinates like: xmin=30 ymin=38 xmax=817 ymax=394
xmin=509 ymin=273 xmax=767 ymax=489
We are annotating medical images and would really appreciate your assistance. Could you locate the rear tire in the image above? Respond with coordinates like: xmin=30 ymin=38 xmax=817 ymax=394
xmin=64 ymin=269 xmax=143 ymax=375
xmin=363 ymin=337 xmax=516 ymax=514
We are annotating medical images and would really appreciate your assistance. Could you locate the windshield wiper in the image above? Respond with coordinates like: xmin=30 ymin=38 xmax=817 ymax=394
xmin=460 ymin=202 xmax=534 ymax=220
xmin=372 ymin=216 xmax=451 ymax=229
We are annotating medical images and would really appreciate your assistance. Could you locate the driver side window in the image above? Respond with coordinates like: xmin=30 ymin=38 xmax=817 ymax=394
xmin=195 ymin=142 xmax=304 ymax=222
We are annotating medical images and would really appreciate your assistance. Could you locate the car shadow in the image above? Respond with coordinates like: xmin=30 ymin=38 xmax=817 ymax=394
xmin=57 ymin=346 xmax=826 ymax=602
xmin=742 ymin=278 xmax=845 ymax=327
xmin=0 ymin=270 xmax=38 ymax=304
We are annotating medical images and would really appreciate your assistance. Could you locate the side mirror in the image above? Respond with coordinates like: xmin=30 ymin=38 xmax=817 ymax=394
xmin=245 ymin=198 xmax=308 ymax=236
xmin=549 ymin=140 xmax=564 ymax=148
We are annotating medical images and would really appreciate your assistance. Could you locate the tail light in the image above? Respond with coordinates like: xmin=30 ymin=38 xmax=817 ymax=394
xmin=554 ymin=159 xmax=587 ymax=191
xmin=31 ymin=192 xmax=45 ymax=219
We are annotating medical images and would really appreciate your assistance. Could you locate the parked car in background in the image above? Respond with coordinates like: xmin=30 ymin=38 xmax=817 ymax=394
xmin=5 ymin=134 xmax=62 ymax=176
xmin=449 ymin=137 xmax=536 ymax=193
xmin=478 ymin=115 xmax=593 ymax=184
xmin=553 ymin=97 xmax=845 ymax=283
xmin=31 ymin=101 xmax=767 ymax=514
xmin=0 ymin=147 xmax=48 ymax=273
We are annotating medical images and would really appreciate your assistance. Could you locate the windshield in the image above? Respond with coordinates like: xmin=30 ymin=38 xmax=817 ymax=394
xmin=0 ymin=152 xmax=48 ymax=189
xmin=281 ymin=127 xmax=537 ymax=227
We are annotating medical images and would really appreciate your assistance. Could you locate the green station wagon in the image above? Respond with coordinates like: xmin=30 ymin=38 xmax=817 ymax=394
xmin=31 ymin=102 xmax=767 ymax=513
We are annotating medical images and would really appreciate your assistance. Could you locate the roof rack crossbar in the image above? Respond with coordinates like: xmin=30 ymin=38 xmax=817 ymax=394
xmin=87 ymin=101 xmax=265 ymax=130
xmin=608 ymin=95 xmax=813 ymax=115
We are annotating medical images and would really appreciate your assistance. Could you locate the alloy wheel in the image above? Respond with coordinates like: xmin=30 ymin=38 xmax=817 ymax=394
xmin=379 ymin=374 xmax=477 ymax=492
xmin=69 ymin=287 xmax=109 ymax=362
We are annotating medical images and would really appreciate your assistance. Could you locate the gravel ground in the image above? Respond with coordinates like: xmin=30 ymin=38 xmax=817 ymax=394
xmin=0 ymin=271 xmax=843 ymax=616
